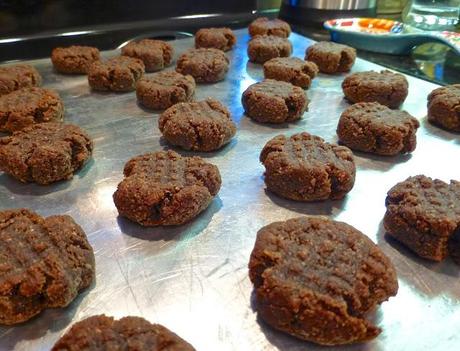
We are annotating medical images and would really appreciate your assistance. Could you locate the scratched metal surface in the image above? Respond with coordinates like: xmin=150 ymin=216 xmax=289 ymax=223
xmin=0 ymin=29 xmax=459 ymax=351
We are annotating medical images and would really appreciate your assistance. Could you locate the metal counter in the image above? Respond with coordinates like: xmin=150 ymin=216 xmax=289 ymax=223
xmin=1 ymin=29 xmax=459 ymax=351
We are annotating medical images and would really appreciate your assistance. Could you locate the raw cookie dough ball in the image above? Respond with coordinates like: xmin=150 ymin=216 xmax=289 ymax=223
xmin=195 ymin=27 xmax=236 ymax=51
xmin=136 ymin=71 xmax=195 ymax=110
xmin=0 ymin=64 xmax=42 ymax=96
xmin=242 ymin=79 xmax=308 ymax=123
xmin=248 ymin=17 xmax=291 ymax=38
xmin=247 ymin=35 xmax=292 ymax=64
xmin=0 ymin=208 xmax=94 ymax=325
xmin=384 ymin=175 xmax=460 ymax=262
xmin=305 ymin=41 xmax=356 ymax=74
xmin=121 ymin=39 xmax=173 ymax=72
xmin=87 ymin=56 xmax=145 ymax=92
xmin=176 ymin=48 xmax=229 ymax=83
xmin=263 ymin=57 xmax=318 ymax=89
xmin=249 ymin=216 xmax=398 ymax=345
xmin=159 ymin=98 xmax=236 ymax=151
xmin=427 ymin=84 xmax=460 ymax=132
xmin=260 ymin=132 xmax=356 ymax=201
xmin=0 ymin=123 xmax=93 ymax=185
xmin=51 ymin=45 xmax=100 ymax=74
xmin=113 ymin=150 xmax=221 ymax=226
xmin=342 ymin=70 xmax=408 ymax=109
xmin=0 ymin=87 xmax=64 ymax=133
xmin=337 ymin=102 xmax=420 ymax=155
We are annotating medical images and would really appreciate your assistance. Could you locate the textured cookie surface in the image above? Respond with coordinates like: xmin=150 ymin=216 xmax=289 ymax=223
xmin=342 ymin=70 xmax=408 ymax=108
xmin=0 ymin=64 xmax=42 ymax=96
xmin=195 ymin=27 xmax=236 ymax=51
xmin=0 ymin=123 xmax=92 ymax=184
xmin=248 ymin=17 xmax=291 ymax=38
xmin=427 ymin=84 xmax=460 ymax=132
xmin=249 ymin=216 xmax=398 ymax=345
xmin=0 ymin=87 xmax=64 ymax=132
xmin=136 ymin=71 xmax=195 ymax=110
xmin=0 ymin=209 xmax=95 ymax=325
xmin=242 ymin=79 xmax=308 ymax=124
xmin=306 ymin=41 xmax=356 ymax=74
xmin=121 ymin=39 xmax=173 ymax=72
xmin=159 ymin=99 xmax=236 ymax=151
xmin=260 ymin=132 xmax=355 ymax=201
xmin=176 ymin=48 xmax=229 ymax=83
xmin=52 ymin=315 xmax=196 ymax=351
xmin=113 ymin=150 xmax=221 ymax=226
xmin=384 ymin=175 xmax=460 ymax=262
xmin=263 ymin=57 xmax=318 ymax=89
xmin=51 ymin=46 xmax=100 ymax=74
xmin=88 ymin=56 xmax=145 ymax=91
xmin=337 ymin=102 xmax=420 ymax=155
xmin=247 ymin=35 xmax=292 ymax=64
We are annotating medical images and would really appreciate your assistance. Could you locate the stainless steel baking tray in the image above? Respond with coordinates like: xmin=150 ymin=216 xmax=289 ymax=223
xmin=1 ymin=29 xmax=459 ymax=351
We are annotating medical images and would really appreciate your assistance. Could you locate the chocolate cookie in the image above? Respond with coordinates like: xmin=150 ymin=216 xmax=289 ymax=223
xmin=427 ymin=84 xmax=460 ymax=132
xmin=159 ymin=99 xmax=236 ymax=151
xmin=242 ymin=79 xmax=308 ymax=124
xmin=136 ymin=71 xmax=195 ymax=110
xmin=0 ymin=209 xmax=94 ymax=325
xmin=51 ymin=45 xmax=100 ymax=74
xmin=263 ymin=57 xmax=318 ymax=89
xmin=305 ymin=42 xmax=356 ymax=74
xmin=337 ymin=102 xmax=420 ymax=156
xmin=247 ymin=35 xmax=292 ymax=64
xmin=248 ymin=17 xmax=291 ymax=38
xmin=52 ymin=315 xmax=196 ymax=351
xmin=113 ymin=150 xmax=221 ymax=226
xmin=0 ymin=123 xmax=93 ymax=185
xmin=121 ymin=39 xmax=173 ymax=72
xmin=0 ymin=64 xmax=42 ymax=96
xmin=176 ymin=48 xmax=229 ymax=83
xmin=384 ymin=175 xmax=460 ymax=262
xmin=249 ymin=216 xmax=398 ymax=345
xmin=87 ymin=56 xmax=145 ymax=92
xmin=342 ymin=70 xmax=408 ymax=109
xmin=195 ymin=27 xmax=236 ymax=51
xmin=0 ymin=87 xmax=64 ymax=133
xmin=260 ymin=132 xmax=355 ymax=201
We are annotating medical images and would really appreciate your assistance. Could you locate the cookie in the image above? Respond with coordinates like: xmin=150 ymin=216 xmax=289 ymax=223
xmin=305 ymin=42 xmax=356 ymax=74
xmin=249 ymin=216 xmax=398 ymax=345
xmin=260 ymin=132 xmax=355 ymax=201
xmin=159 ymin=99 xmax=236 ymax=151
xmin=52 ymin=315 xmax=195 ymax=351
xmin=51 ymin=45 xmax=100 ymax=74
xmin=384 ymin=175 xmax=460 ymax=262
xmin=242 ymin=79 xmax=308 ymax=124
xmin=427 ymin=84 xmax=460 ymax=132
xmin=263 ymin=57 xmax=318 ymax=89
xmin=113 ymin=150 xmax=221 ymax=226
xmin=0 ymin=123 xmax=92 ymax=185
xmin=337 ymin=102 xmax=420 ymax=156
xmin=176 ymin=48 xmax=229 ymax=83
xmin=0 ymin=64 xmax=42 ymax=96
xmin=247 ymin=35 xmax=292 ymax=64
xmin=342 ymin=70 xmax=408 ymax=109
xmin=195 ymin=27 xmax=236 ymax=51
xmin=0 ymin=87 xmax=64 ymax=133
xmin=136 ymin=71 xmax=195 ymax=110
xmin=87 ymin=56 xmax=145 ymax=92
xmin=0 ymin=209 xmax=95 ymax=325
xmin=248 ymin=17 xmax=291 ymax=38
xmin=121 ymin=39 xmax=173 ymax=72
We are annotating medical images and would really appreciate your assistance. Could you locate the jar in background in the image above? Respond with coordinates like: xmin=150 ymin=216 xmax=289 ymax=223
xmin=377 ymin=0 xmax=408 ymax=14
xmin=403 ymin=0 xmax=460 ymax=31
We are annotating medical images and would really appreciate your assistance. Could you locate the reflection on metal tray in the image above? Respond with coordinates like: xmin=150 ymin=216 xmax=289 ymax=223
xmin=0 ymin=29 xmax=459 ymax=351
